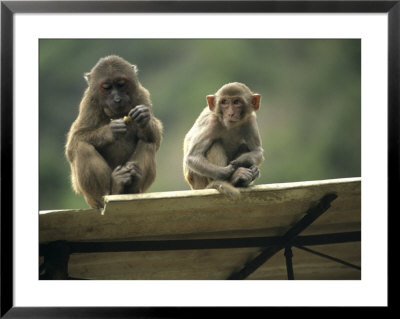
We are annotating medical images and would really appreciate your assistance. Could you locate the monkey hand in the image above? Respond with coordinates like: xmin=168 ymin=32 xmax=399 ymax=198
xmin=128 ymin=105 xmax=151 ymax=128
xmin=111 ymin=162 xmax=142 ymax=194
xmin=230 ymin=158 xmax=252 ymax=169
xmin=110 ymin=119 xmax=127 ymax=136
xmin=217 ymin=164 xmax=236 ymax=180
xmin=124 ymin=161 xmax=143 ymax=180
xmin=231 ymin=166 xmax=260 ymax=187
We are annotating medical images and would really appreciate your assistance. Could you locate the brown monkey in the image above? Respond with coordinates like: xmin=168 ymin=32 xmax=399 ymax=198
xmin=65 ymin=55 xmax=163 ymax=208
xmin=183 ymin=82 xmax=264 ymax=197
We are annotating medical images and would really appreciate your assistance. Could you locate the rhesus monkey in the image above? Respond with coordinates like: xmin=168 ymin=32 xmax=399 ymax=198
xmin=183 ymin=82 xmax=264 ymax=197
xmin=65 ymin=55 xmax=163 ymax=208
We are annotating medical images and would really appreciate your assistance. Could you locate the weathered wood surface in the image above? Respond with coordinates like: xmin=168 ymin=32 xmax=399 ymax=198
xmin=39 ymin=177 xmax=361 ymax=280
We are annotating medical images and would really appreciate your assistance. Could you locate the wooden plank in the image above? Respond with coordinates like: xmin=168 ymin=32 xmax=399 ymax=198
xmin=66 ymin=242 xmax=361 ymax=280
xmin=40 ymin=177 xmax=361 ymax=280
xmin=39 ymin=177 xmax=361 ymax=244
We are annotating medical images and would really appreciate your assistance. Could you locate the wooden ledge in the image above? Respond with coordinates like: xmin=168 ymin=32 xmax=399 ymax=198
xmin=40 ymin=177 xmax=361 ymax=244
xmin=39 ymin=177 xmax=361 ymax=280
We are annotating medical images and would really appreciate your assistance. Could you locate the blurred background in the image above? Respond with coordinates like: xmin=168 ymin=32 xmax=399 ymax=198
xmin=39 ymin=39 xmax=361 ymax=210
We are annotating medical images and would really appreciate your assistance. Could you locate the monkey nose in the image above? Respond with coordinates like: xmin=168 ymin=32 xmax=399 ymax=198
xmin=113 ymin=96 xmax=121 ymax=103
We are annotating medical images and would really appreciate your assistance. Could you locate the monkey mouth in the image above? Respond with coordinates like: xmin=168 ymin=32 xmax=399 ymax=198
xmin=225 ymin=119 xmax=240 ymax=127
xmin=109 ymin=103 xmax=131 ymax=117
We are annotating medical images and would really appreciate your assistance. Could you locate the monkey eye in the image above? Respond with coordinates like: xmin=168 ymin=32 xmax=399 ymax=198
xmin=221 ymin=99 xmax=227 ymax=104
xmin=233 ymin=99 xmax=240 ymax=105
xmin=116 ymin=80 xmax=126 ymax=87
xmin=102 ymin=83 xmax=112 ymax=90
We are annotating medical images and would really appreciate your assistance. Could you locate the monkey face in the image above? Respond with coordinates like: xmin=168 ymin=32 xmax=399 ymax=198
xmin=218 ymin=96 xmax=247 ymax=128
xmin=99 ymin=76 xmax=132 ymax=117
xmin=207 ymin=82 xmax=261 ymax=129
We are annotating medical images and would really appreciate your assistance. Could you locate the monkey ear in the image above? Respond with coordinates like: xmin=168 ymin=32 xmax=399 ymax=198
xmin=132 ymin=65 xmax=139 ymax=74
xmin=207 ymin=95 xmax=216 ymax=111
xmin=251 ymin=94 xmax=261 ymax=110
xmin=84 ymin=72 xmax=91 ymax=83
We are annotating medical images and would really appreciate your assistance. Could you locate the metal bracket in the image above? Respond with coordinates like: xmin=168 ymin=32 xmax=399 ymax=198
xmin=284 ymin=246 xmax=294 ymax=280
xmin=227 ymin=193 xmax=338 ymax=279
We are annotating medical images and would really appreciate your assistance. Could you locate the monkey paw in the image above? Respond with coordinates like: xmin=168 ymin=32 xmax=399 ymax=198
xmin=128 ymin=105 xmax=151 ymax=128
xmin=124 ymin=161 xmax=142 ymax=180
xmin=231 ymin=166 xmax=259 ymax=187
xmin=111 ymin=162 xmax=142 ymax=193
xmin=110 ymin=119 xmax=127 ymax=136
xmin=217 ymin=164 xmax=236 ymax=180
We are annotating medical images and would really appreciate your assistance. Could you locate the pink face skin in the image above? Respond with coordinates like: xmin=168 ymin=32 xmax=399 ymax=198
xmin=207 ymin=93 xmax=261 ymax=128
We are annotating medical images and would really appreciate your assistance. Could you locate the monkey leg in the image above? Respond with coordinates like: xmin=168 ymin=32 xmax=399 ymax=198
xmin=206 ymin=142 xmax=229 ymax=168
xmin=72 ymin=142 xmax=113 ymax=208
xmin=205 ymin=143 xmax=240 ymax=198
xmin=184 ymin=171 xmax=209 ymax=189
xmin=124 ymin=140 xmax=157 ymax=194
xmin=184 ymin=142 xmax=229 ymax=190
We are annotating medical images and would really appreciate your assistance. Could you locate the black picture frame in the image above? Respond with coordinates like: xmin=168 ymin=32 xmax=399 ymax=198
xmin=1 ymin=0 xmax=396 ymax=317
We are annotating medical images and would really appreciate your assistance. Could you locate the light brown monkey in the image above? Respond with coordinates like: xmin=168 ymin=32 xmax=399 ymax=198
xmin=65 ymin=55 xmax=163 ymax=208
xmin=183 ymin=82 xmax=264 ymax=197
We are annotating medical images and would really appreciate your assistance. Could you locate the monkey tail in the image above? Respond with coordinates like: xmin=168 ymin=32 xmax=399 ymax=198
xmin=206 ymin=180 xmax=241 ymax=199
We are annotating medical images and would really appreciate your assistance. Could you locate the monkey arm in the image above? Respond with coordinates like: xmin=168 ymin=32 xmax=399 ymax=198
xmin=73 ymin=124 xmax=115 ymax=149
xmin=230 ymin=123 xmax=264 ymax=168
xmin=127 ymin=140 xmax=157 ymax=193
xmin=128 ymin=105 xmax=163 ymax=149
xmin=185 ymin=137 xmax=235 ymax=180
xmin=231 ymin=145 xmax=264 ymax=168
xmin=136 ymin=115 xmax=163 ymax=150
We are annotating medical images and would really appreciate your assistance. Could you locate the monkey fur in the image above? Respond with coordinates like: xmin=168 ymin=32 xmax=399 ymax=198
xmin=65 ymin=55 xmax=163 ymax=208
xmin=183 ymin=82 xmax=264 ymax=197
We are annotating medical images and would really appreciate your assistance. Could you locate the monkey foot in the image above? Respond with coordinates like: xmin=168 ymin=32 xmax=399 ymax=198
xmin=111 ymin=161 xmax=142 ymax=194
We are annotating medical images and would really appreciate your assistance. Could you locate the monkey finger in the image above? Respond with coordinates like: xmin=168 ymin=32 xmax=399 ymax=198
xmin=128 ymin=105 xmax=149 ymax=118
xmin=111 ymin=125 xmax=127 ymax=131
xmin=119 ymin=176 xmax=132 ymax=185
xmin=239 ymin=173 xmax=252 ymax=182
xmin=112 ymin=166 xmax=132 ymax=180
xmin=111 ymin=118 xmax=125 ymax=125
xmin=130 ymin=164 xmax=142 ymax=174
xmin=121 ymin=165 xmax=135 ymax=173
xmin=132 ymin=113 xmax=150 ymax=125
xmin=125 ymin=161 xmax=135 ymax=168
xmin=124 ymin=162 xmax=142 ymax=176
xmin=239 ymin=169 xmax=254 ymax=179
xmin=130 ymin=170 xmax=142 ymax=179
xmin=113 ymin=165 xmax=123 ymax=173
xmin=129 ymin=167 xmax=142 ymax=179
xmin=249 ymin=166 xmax=260 ymax=177
xmin=227 ymin=164 xmax=236 ymax=173
xmin=134 ymin=114 xmax=150 ymax=126
xmin=110 ymin=124 xmax=127 ymax=133
xmin=111 ymin=121 xmax=126 ymax=127
xmin=124 ymin=161 xmax=140 ymax=171
xmin=132 ymin=111 xmax=146 ymax=120
xmin=125 ymin=161 xmax=140 ymax=170
xmin=131 ymin=111 xmax=150 ymax=124
xmin=128 ymin=105 xmax=142 ymax=116
xmin=230 ymin=160 xmax=240 ymax=169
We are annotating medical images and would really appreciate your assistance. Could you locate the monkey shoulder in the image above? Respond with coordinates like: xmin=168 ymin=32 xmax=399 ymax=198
xmin=246 ymin=112 xmax=258 ymax=124
xmin=190 ymin=108 xmax=220 ymax=132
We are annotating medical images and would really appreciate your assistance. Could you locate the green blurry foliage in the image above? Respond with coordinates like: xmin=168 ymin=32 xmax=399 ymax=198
xmin=39 ymin=39 xmax=360 ymax=210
